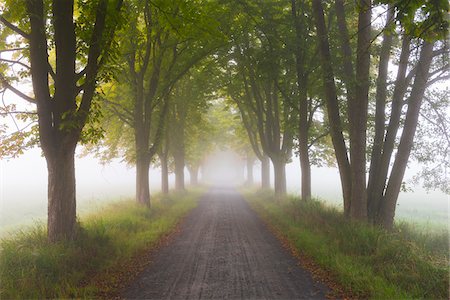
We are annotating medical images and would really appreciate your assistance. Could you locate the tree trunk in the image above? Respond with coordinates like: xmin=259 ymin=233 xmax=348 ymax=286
xmin=348 ymin=0 xmax=371 ymax=221
xmin=379 ymin=41 xmax=434 ymax=229
xmin=299 ymin=149 xmax=311 ymax=201
xmin=370 ymin=37 xmax=411 ymax=223
xmin=159 ymin=153 xmax=169 ymax=194
xmin=136 ymin=154 xmax=151 ymax=206
xmin=174 ymin=151 xmax=185 ymax=191
xmin=367 ymin=6 xmax=394 ymax=222
xmin=291 ymin=0 xmax=312 ymax=201
xmin=312 ymin=0 xmax=352 ymax=214
xmin=246 ymin=156 xmax=254 ymax=186
xmin=46 ymin=144 xmax=77 ymax=242
xmin=272 ymin=156 xmax=286 ymax=196
xmin=261 ymin=155 xmax=270 ymax=189
xmin=297 ymin=79 xmax=311 ymax=201
xmin=189 ymin=166 xmax=199 ymax=186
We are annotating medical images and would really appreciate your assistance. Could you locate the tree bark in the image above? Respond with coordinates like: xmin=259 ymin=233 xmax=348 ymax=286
xmin=297 ymin=85 xmax=311 ymax=201
xmin=174 ymin=150 xmax=185 ymax=191
xmin=348 ymin=0 xmax=371 ymax=221
xmin=370 ymin=37 xmax=411 ymax=223
xmin=136 ymin=153 xmax=151 ymax=206
xmin=159 ymin=153 xmax=169 ymax=194
xmin=261 ymin=155 xmax=270 ymax=189
xmin=189 ymin=166 xmax=199 ymax=186
xmin=291 ymin=0 xmax=312 ymax=201
xmin=379 ymin=41 xmax=435 ymax=229
xmin=312 ymin=0 xmax=351 ymax=213
xmin=299 ymin=150 xmax=311 ymax=200
xmin=367 ymin=6 xmax=394 ymax=222
xmin=272 ymin=156 xmax=286 ymax=196
xmin=46 ymin=144 xmax=77 ymax=242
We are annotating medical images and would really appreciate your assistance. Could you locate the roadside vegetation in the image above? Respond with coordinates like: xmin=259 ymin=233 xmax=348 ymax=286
xmin=0 ymin=190 xmax=201 ymax=299
xmin=245 ymin=191 xmax=449 ymax=299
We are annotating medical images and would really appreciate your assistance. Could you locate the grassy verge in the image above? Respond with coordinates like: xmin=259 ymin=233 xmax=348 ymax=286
xmin=245 ymin=190 xmax=449 ymax=299
xmin=0 ymin=190 xmax=202 ymax=299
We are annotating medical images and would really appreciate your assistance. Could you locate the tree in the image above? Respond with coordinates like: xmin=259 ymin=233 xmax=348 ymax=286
xmin=290 ymin=0 xmax=314 ymax=201
xmin=0 ymin=0 xmax=123 ymax=242
xmin=224 ymin=1 xmax=297 ymax=196
xmin=312 ymin=0 xmax=448 ymax=226
xmin=157 ymin=126 xmax=171 ymax=194
xmin=185 ymin=110 xmax=214 ymax=186
xmin=225 ymin=75 xmax=271 ymax=189
xmin=168 ymin=65 xmax=213 ymax=190
xmin=99 ymin=0 xmax=224 ymax=205
xmin=222 ymin=0 xmax=330 ymax=196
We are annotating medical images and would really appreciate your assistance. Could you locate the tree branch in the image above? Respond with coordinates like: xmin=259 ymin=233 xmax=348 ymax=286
xmin=0 ymin=16 xmax=30 ymax=39
xmin=308 ymin=131 xmax=329 ymax=149
xmin=0 ymin=73 xmax=35 ymax=103
xmin=426 ymin=74 xmax=450 ymax=87
xmin=0 ymin=47 xmax=26 ymax=53
xmin=102 ymin=97 xmax=133 ymax=121
xmin=0 ymin=57 xmax=31 ymax=70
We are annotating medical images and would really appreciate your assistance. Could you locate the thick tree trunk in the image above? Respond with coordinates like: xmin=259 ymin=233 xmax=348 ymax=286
xmin=246 ymin=156 xmax=254 ymax=186
xmin=291 ymin=0 xmax=312 ymax=201
xmin=379 ymin=41 xmax=434 ymax=229
xmin=297 ymin=78 xmax=311 ymax=201
xmin=348 ymin=0 xmax=371 ymax=221
xmin=367 ymin=7 xmax=394 ymax=222
xmin=370 ymin=37 xmax=411 ymax=223
xmin=160 ymin=153 xmax=169 ymax=194
xmin=261 ymin=155 xmax=270 ymax=189
xmin=174 ymin=151 xmax=185 ymax=191
xmin=299 ymin=150 xmax=311 ymax=201
xmin=272 ymin=156 xmax=286 ymax=196
xmin=46 ymin=145 xmax=77 ymax=242
xmin=312 ymin=0 xmax=351 ymax=213
xmin=298 ymin=84 xmax=311 ymax=201
xmin=136 ymin=154 xmax=151 ymax=206
xmin=189 ymin=166 xmax=199 ymax=186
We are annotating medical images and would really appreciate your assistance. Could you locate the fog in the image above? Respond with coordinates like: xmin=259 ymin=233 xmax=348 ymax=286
xmin=202 ymin=151 xmax=245 ymax=187
xmin=0 ymin=148 xmax=448 ymax=234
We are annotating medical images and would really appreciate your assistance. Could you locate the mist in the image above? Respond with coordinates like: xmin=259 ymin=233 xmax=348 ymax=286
xmin=202 ymin=151 xmax=245 ymax=187
xmin=1 ymin=147 xmax=448 ymax=234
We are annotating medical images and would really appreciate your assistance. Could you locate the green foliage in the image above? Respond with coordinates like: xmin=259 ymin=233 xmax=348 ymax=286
xmin=376 ymin=0 xmax=449 ymax=40
xmin=411 ymin=88 xmax=450 ymax=194
xmin=0 ymin=0 xmax=125 ymax=160
xmin=245 ymin=191 xmax=449 ymax=299
xmin=0 ymin=191 xmax=201 ymax=299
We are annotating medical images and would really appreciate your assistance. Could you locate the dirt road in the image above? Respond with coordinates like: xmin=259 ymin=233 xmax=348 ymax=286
xmin=123 ymin=188 xmax=329 ymax=299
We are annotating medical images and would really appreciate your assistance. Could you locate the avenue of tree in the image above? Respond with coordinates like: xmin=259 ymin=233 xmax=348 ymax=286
xmin=0 ymin=0 xmax=448 ymax=242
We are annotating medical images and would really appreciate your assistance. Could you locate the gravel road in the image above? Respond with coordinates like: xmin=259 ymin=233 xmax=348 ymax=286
xmin=123 ymin=188 xmax=329 ymax=299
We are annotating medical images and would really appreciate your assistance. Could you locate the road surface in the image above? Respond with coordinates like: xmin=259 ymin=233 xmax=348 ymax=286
xmin=123 ymin=188 xmax=329 ymax=299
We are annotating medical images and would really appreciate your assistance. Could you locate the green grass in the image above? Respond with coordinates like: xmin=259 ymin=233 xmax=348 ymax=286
xmin=0 ymin=190 xmax=201 ymax=299
xmin=245 ymin=190 xmax=449 ymax=299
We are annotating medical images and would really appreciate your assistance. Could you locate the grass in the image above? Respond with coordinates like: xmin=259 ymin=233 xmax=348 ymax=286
xmin=0 ymin=190 xmax=201 ymax=299
xmin=245 ymin=190 xmax=449 ymax=299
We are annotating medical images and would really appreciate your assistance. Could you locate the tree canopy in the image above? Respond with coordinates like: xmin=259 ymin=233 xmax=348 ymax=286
xmin=0 ymin=0 xmax=448 ymax=241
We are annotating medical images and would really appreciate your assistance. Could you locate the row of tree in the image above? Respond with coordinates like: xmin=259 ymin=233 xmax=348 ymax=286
xmin=0 ymin=0 xmax=448 ymax=242
xmin=221 ymin=0 xmax=449 ymax=229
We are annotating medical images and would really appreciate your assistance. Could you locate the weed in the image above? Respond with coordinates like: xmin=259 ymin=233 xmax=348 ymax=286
xmin=0 ymin=191 xmax=201 ymax=299
xmin=245 ymin=192 xmax=449 ymax=299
